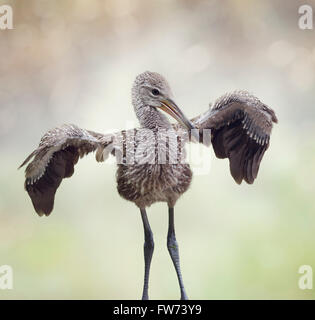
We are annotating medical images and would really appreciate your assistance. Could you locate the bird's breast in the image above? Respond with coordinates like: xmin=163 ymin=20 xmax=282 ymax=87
xmin=116 ymin=163 xmax=192 ymax=206
xmin=114 ymin=128 xmax=192 ymax=206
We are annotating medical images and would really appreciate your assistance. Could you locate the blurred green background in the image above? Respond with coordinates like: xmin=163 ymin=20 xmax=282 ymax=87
xmin=0 ymin=0 xmax=315 ymax=300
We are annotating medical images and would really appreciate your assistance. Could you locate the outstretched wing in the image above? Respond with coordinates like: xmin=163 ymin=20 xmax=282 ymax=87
xmin=193 ymin=91 xmax=278 ymax=184
xmin=19 ymin=124 xmax=114 ymax=216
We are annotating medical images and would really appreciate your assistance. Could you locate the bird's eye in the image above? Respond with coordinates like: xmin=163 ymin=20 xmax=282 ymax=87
xmin=151 ymin=89 xmax=160 ymax=96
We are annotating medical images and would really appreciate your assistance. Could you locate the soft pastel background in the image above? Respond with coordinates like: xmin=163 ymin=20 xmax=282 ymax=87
xmin=0 ymin=0 xmax=314 ymax=299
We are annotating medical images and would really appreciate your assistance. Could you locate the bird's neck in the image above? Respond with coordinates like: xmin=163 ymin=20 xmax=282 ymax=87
xmin=136 ymin=105 xmax=172 ymax=130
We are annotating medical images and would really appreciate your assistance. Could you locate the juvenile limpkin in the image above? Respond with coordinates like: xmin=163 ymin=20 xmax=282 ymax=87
xmin=20 ymin=71 xmax=278 ymax=300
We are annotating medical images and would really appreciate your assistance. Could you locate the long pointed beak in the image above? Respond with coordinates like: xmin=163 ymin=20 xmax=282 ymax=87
xmin=159 ymin=98 xmax=199 ymax=140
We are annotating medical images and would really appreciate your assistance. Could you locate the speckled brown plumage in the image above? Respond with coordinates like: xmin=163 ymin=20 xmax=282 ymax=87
xmin=20 ymin=72 xmax=277 ymax=216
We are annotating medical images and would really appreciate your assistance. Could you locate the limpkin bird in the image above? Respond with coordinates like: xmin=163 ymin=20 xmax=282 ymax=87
xmin=20 ymin=71 xmax=278 ymax=300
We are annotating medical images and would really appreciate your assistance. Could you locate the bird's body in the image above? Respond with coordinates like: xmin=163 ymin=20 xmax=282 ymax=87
xmin=117 ymin=163 xmax=192 ymax=208
xmin=114 ymin=125 xmax=192 ymax=208
xmin=20 ymin=71 xmax=278 ymax=300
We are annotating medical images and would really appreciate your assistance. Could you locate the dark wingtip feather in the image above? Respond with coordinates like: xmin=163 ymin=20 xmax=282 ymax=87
xmin=34 ymin=199 xmax=54 ymax=217
xmin=26 ymin=183 xmax=56 ymax=217
xmin=24 ymin=150 xmax=68 ymax=216
xmin=232 ymin=175 xmax=243 ymax=185
xmin=211 ymin=127 xmax=227 ymax=159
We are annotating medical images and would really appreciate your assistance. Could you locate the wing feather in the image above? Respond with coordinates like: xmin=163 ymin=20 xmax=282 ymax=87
xmin=193 ymin=91 xmax=277 ymax=184
xmin=20 ymin=124 xmax=114 ymax=216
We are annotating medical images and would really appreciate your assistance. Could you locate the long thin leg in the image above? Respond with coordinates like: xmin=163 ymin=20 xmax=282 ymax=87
xmin=140 ymin=208 xmax=154 ymax=300
xmin=167 ymin=207 xmax=188 ymax=300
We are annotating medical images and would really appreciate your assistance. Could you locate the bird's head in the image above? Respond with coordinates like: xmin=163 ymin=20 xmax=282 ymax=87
xmin=132 ymin=71 xmax=196 ymax=132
